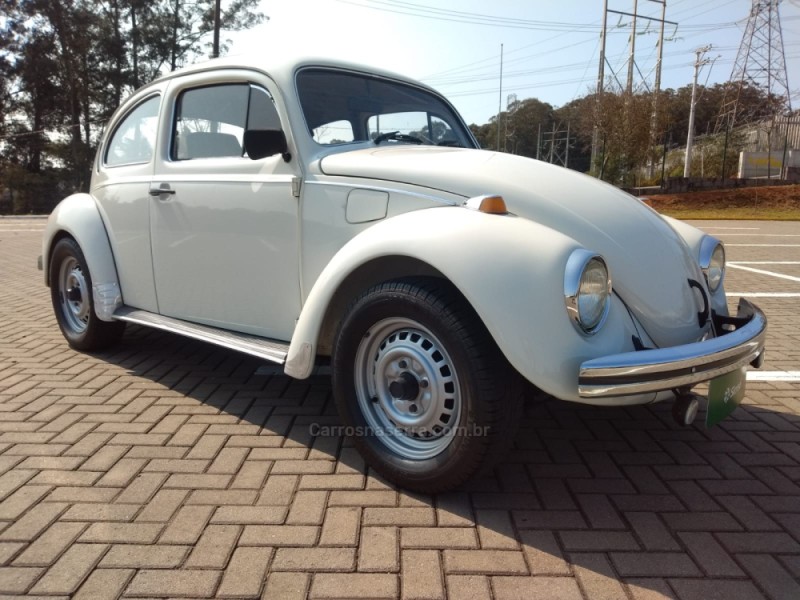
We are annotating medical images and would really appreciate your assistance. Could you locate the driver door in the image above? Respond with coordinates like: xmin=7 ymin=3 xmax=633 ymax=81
xmin=150 ymin=73 xmax=300 ymax=341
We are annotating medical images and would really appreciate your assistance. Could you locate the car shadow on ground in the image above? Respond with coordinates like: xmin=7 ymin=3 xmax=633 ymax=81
xmin=92 ymin=323 xmax=799 ymax=598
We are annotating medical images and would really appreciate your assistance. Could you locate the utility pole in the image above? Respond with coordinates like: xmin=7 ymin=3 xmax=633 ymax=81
xmin=536 ymin=123 xmax=541 ymax=160
xmin=653 ymin=0 xmax=666 ymax=98
xmin=684 ymin=45 xmax=712 ymax=178
xmin=496 ymin=43 xmax=503 ymax=152
xmin=648 ymin=0 xmax=667 ymax=178
xmin=590 ymin=0 xmax=609 ymax=170
xmin=627 ymin=0 xmax=638 ymax=94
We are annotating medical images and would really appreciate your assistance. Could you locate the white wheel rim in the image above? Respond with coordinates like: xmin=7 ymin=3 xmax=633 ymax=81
xmin=354 ymin=317 xmax=462 ymax=460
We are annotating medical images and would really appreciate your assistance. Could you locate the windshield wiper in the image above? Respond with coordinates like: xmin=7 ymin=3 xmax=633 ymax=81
xmin=373 ymin=131 xmax=424 ymax=145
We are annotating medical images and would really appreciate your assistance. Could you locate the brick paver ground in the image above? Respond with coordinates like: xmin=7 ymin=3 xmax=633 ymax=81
xmin=1 ymin=216 xmax=799 ymax=599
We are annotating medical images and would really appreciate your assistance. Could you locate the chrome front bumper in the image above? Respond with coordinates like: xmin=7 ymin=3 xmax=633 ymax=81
xmin=578 ymin=298 xmax=767 ymax=398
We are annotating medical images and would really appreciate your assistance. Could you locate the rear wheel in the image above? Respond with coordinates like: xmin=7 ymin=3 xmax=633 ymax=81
xmin=49 ymin=237 xmax=125 ymax=351
xmin=332 ymin=279 xmax=523 ymax=492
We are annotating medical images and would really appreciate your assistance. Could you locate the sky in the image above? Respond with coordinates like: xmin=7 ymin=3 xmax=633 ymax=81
xmin=226 ymin=0 xmax=800 ymax=126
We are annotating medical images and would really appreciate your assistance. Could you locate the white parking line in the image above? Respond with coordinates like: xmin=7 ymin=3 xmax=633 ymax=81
xmin=702 ymin=227 xmax=761 ymax=230
xmin=727 ymin=293 xmax=800 ymax=297
xmin=726 ymin=244 xmax=800 ymax=247
xmin=730 ymin=261 xmax=800 ymax=265
xmin=747 ymin=371 xmax=800 ymax=382
xmin=727 ymin=264 xmax=800 ymax=283
xmin=717 ymin=234 xmax=800 ymax=237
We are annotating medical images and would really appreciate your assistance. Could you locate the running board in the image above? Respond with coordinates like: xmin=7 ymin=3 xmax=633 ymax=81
xmin=113 ymin=307 xmax=289 ymax=364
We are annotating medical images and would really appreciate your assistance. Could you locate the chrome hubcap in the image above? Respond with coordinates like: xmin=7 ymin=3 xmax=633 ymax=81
xmin=354 ymin=317 xmax=461 ymax=460
xmin=58 ymin=257 xmax=90 ymax=334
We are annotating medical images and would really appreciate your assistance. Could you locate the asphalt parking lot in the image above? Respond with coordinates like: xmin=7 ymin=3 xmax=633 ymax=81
xmin=0 ymin=216 xmax=798 ymax=600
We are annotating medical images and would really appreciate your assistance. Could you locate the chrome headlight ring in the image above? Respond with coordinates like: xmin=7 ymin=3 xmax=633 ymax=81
xmin=699 ymin=235 xmax=725 ymax=293
xmin=564 ymin=249 xmax=612 ymax=335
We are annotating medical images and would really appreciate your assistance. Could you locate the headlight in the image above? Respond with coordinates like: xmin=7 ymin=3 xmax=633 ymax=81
xmin=699 ymin=236 xmax=725 ymax=292
xmin=565 ymin=249 xmax=612 ymax=334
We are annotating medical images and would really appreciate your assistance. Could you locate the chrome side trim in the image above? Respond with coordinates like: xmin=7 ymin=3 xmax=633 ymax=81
xmin=93 ymin=282 xmax=122 ymax=321
xmin=579 ymin=298 xmax=766 ymax=398
xmin=113 ymin=306 xmax=290 ymax=364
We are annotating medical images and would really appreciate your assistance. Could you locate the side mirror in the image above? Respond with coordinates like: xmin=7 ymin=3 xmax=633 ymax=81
xmin=243 ymin=129 xmax=291 ymax=162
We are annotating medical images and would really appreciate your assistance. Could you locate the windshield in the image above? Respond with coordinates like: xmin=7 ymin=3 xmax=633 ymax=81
xmin=296 ymin=68 xmax=475 ymax=148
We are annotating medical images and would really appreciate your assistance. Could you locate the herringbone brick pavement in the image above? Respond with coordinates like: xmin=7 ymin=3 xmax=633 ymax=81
xmin=0 ymin=217 xmax=798 ymax=599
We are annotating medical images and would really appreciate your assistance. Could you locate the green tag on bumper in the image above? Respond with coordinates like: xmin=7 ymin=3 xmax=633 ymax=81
xmin=706 ymin=367 xmax=747 ymax=427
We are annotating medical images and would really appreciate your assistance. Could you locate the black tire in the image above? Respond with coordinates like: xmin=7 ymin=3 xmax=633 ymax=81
xmin=332 ymin=278 xmax=523 ymax=493
xmin=49 ymin=237 xmax=125 ymax=351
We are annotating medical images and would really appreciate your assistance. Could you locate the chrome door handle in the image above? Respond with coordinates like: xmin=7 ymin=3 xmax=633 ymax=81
xmin=149 ymin=184 xmax=176 ymax=197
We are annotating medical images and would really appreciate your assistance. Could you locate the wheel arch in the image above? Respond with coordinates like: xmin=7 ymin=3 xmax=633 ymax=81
xmin=315 ymin=255 xmax=451 ymax=357
xmin=43 ymin=193 xmax=122 ymax=321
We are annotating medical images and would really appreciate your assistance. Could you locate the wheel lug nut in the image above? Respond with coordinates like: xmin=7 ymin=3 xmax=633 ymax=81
xmin=419 ymin=379 xmax=429 ymax=389
xmin=398 ymin=360 xmax=407 ymax=369
xmin=409 ymin=404 xmax=418 ymax=414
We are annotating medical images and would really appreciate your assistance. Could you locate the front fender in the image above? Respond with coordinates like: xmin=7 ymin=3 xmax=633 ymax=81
xmin=660 ymin=215 xmax=728 ymax=316
xmin=285 ymin=206 xmax=642 ymax=402
xmin=43 ymin=193 xmax=122 ymax=321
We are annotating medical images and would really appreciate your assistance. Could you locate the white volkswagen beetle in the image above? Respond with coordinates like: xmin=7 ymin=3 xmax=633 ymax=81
xmin=41 ymin=56 xmax=766 ymax=492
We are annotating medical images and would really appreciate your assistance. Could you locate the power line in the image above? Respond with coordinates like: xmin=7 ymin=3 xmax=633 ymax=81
xmin=335 ymin=0 xmax=610 ymax=31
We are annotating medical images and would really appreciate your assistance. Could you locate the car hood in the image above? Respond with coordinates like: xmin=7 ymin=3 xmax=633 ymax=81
xmin=321 ymin=146 xmax=709 ymax=348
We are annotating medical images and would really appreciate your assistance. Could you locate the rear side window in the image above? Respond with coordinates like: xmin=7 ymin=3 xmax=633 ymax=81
xmin=172 ymin=84 xmax=281 ymax=160
xmin=105 ymin=95 xmax=160 ymax=167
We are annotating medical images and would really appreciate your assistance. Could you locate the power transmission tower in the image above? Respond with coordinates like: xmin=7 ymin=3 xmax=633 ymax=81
xmin=538 ymin=122 xmax=572 ymax=168
xmin=591 ymin=1 xmax=675 ymax=172
xmin=715 ymin=1 xmax=792 ymax=137
xmin=504 ymin=93 xmax=518 ymax=152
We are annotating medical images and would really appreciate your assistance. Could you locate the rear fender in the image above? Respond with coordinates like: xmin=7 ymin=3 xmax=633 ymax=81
xmin=43 ymin=193 xmax=122 ymax=321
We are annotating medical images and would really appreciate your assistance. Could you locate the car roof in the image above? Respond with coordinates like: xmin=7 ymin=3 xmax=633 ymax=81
xmin=150 ymin=54 xmax=439 ymax=96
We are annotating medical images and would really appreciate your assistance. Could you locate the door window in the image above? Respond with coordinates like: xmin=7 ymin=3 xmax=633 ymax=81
xmin=172 ymin=84 xmax=282 ymax=160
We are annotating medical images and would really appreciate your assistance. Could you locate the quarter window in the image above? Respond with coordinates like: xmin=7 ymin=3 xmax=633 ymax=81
xmin=105 ymin=95 xmax=160 ymax=167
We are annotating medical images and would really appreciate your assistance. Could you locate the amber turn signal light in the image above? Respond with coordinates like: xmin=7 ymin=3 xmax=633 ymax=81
xmin=464 ymin=194 xmax=508 ymax=215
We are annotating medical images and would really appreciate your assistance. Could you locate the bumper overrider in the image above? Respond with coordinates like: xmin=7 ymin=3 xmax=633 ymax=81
xmin=579 ymin=298 xmax=767 ymax=398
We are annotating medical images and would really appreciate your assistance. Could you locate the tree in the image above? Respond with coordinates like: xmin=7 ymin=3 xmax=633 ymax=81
xmin=470 ymin=98 xmax=555 ymax=158
xmin=0 ymin=0 xmax=264 ymax=213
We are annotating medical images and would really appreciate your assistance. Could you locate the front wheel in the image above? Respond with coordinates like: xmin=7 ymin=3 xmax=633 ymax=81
xmin=332 ymin=279 xmax=523 ymax=493
xmin=49 ymin=237 xmax=125 ymax=351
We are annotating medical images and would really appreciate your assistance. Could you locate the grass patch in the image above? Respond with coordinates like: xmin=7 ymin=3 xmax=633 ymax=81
xmin=645 ymin=184 xmax=800 ymax=220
